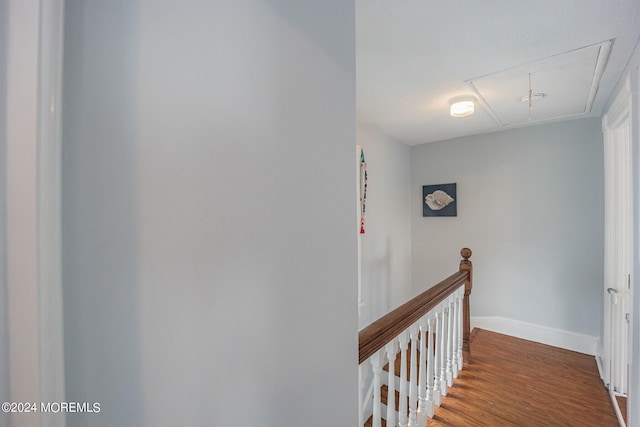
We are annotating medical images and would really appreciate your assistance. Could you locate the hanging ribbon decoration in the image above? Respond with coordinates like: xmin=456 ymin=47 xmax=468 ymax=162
xmin=360 ymin=148 xmax=367 ymax=234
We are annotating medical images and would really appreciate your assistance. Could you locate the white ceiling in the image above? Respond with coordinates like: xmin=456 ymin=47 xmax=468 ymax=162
xmin=356 ymin=0 xmax=640 ymax=145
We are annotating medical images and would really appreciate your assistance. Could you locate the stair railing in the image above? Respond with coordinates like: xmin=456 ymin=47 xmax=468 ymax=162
xmin=358 ymin=248 xmax=473 ymax=427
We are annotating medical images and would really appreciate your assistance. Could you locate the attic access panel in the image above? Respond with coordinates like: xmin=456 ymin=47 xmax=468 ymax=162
xmin=467 ymin=40 xmax=612 ymax=127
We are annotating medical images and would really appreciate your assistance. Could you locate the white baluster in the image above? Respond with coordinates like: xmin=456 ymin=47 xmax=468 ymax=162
xmin=446 ymin=297 xmax=454 ymax=387
xmin=432 ymin=312 xmax=442 ymax=407
xmin=457 ymin=289 xmax=464 ymax=370
xmin=451 ymin=294 xmax=459 ymax=379
xmin=417 ymin=317 xmax=428 ymax=426
xmin=440 ymin=305 xmax=448 ymax=396
xmin=371 ymin=351 xmax=383 ymax=427
xmin=398 ymin=331 xmax=409 ymax=427
xmin=407 ymin=324 xmax=419 ymax=427
xmin=425 ymin=317 xmax=435 ymax=418
xmin=385 ymin=341 xmax=397 ymax=427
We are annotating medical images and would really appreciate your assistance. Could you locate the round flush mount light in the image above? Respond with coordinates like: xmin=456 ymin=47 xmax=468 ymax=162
xmin=449 ymin=97 xmax=475 ymax=117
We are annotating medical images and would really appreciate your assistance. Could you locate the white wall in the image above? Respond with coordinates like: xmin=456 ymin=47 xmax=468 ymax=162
xmin=62 ymin=1 xmax=357 ymax=426
xmin=411 ymin=119 xmax=604 ymax=339
xmin=357 ymin=123 xmax=412 ymax=328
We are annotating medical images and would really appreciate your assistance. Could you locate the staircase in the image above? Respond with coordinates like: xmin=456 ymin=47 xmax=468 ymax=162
xmin=364 ymin=342 xmax=420 ymax=427
xmin=358 ymin=248 xmax=472 ymax=427
xmin=363 ymin=335 xmax=462 ymax=426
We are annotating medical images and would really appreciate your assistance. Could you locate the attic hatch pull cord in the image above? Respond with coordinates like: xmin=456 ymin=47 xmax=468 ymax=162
xmin=528 ymin=73 xmax=533 ymax=121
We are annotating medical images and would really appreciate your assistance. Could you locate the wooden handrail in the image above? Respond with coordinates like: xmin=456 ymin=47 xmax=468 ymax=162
xmin=359 ymin=248 xmax=473 ymax=364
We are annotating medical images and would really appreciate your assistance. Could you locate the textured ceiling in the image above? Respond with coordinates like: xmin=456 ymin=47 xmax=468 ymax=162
xmin=356 ymin=0 xmax=640 ymax=145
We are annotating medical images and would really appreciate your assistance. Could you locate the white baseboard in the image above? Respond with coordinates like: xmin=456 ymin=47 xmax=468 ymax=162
xmin=595 ymin=341 xmax=605 ymax=381
xmin=471 ymin=316 xmax=599 ymax=356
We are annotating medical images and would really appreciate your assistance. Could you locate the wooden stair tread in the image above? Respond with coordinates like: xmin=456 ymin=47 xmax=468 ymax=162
xmin=364 ymin=385 xmax=408 ymax=426
xmin=363 ymin=416 xmax=386 ymax=427
xmin=381 ymin=384 xmax=410 ymax=414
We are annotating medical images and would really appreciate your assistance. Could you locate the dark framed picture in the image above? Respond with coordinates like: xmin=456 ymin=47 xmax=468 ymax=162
xmin=422 ymin=183 xmax=457 ymax=217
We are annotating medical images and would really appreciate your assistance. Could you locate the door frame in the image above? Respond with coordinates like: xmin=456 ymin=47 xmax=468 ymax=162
xmin=602 ymin=66 xmax=640 ymax=426
xmin=3 ymin=1 xmax=66 ymax=426
xmin=629 ymin=66 xmax=640 ymax=427
xmin=603 ymin=90 xmax=632 ymax=396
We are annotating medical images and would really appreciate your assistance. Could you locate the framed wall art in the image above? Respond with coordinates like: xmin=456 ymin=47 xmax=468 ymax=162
xmin=422 ymin=183 xmax=457 ymax=217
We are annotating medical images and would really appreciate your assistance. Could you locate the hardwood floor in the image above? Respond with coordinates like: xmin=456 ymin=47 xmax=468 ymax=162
xmin=429 ymin=329 xmax=619 ymax=426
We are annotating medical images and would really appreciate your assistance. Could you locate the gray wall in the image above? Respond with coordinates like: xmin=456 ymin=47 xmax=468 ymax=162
xmin=62 ymin=1 xmax=357 ymax=426
xmin=357 ymin=123 xmax=412 ymax=328
xmin=0 ymin=0 xmax=9 ymax=425
xmin=411 ymin=119 xmax=604 ymax=337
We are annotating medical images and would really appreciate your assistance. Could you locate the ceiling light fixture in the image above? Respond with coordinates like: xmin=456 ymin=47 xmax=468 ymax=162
xmin=449 ymin=97 xmax=475 ymax=117
xmin=520 ymin=93 xmax=545 ymax=103
xmin=522 ymin=73 xmax=546 ymax=121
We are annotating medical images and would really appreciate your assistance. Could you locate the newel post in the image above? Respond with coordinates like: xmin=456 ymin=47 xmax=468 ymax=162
xmin=459 ymin=248 xmax=473 ymax=365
